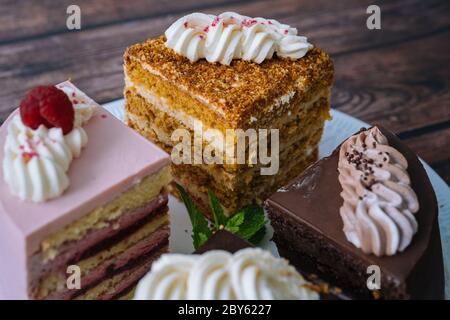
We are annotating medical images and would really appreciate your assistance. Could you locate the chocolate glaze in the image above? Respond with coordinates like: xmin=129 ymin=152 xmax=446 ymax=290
xmin=195 ymin=230 xmax=253 ymax=254
xmin=266 ymin=125 xmax=444 ymax=299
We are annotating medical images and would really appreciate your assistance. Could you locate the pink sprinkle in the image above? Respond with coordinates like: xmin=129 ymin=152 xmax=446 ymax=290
xmin=101 ymin=114 xmax=107 ymax=119
xmin=241 ymin=19 xmax=258 ymax=27
xmin=284 ymin=29 xmax=288 ymax=35
xmin=211 ymin=16 xmax=220 ymax=27
xmin=19 ymin=145 xmax=24 ymax=150
xmin=72 ymin=92 xmax=76 ymax=97
xmin=268 ymin=21 xmax=273 ymax=25
xmin=183 ymin=21 xmax=188 ymax=28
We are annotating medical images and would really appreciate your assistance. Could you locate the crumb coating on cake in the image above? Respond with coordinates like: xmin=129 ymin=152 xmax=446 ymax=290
xmin=124 ymin=36 xmax=333 ymax=126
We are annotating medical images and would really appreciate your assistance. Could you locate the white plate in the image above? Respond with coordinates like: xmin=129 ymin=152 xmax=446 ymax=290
xmin=104 ymin=99 xmax=450 ymax=298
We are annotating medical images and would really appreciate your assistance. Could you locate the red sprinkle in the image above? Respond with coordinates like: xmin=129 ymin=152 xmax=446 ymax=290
xmin=241 ymin=19 xmax=258 ymax=27
xmin=101 ymin=114 xmax=107 ymax=119
xmin=73 ymin=99 xmax=78 ymax=104
xmin=22 ymin=151 xmax=39 ymax=163
xmin=211 ymin=16 xmax=220 ymax=27
xmin=203 ymin=25 xmax=209 ymax=32
xmin=183 ymin=21 xmax=188 ymax=28
xmin=284 ymin=29 xmax=289 ymax=34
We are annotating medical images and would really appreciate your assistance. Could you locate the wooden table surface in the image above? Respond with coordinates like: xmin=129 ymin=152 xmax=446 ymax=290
xmin=1 ymin=0 xmax=449 ymax=184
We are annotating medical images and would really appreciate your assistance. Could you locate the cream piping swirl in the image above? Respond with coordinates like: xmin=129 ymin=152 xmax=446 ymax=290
xmin=134 ymin=248 xmax=318 ymax=300
xmin=164 ymin=12 xmax=312 ymax=65
xmin=338 ymin=127 xmax=419 ymax=256
xmin=2 ymin=84 xmax=96 ymax=202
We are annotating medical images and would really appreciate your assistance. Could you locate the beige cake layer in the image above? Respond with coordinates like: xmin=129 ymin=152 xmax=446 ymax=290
xmin=125 ymin=86 xmax=328 ymax=214
xmin=39 ymin=166 xmax=171 ymax=260
xmin=124 ymin=86 xmax=330 ymax=171
xmin=75 ymin=245 xmax=168 ymax=300
xmin=127 ymin=94 xmax=324 ymax=214
xmin=125 ymin=88 xmax=328 ymax=186
xmin=175 ymin=148 xmax=319 ymax=216
xmin=36 ymin=214 xmax=169 ymax=299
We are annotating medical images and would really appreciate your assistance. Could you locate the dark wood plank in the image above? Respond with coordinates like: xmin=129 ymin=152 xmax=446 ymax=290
xmin=434 ymin=163 xmax=450 ymax=187
xmin=283 ymin=0 xmax=450 ymax=56
xmin=402 ymin=127 xmax=450 ymax=178
xmin=0 ymin=0 xmax=449 ymax=183
xmin=1 ymin=0 xmax=448 ymax=121
xmin=332 ymin=31 xmax=450 ymax=133
xmin=0 ymin=0 xmax=243 ymax=43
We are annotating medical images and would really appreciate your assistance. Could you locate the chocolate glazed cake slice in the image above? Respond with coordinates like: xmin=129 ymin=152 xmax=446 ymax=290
xmin=265 ymin=125 xmax=444 ymax=299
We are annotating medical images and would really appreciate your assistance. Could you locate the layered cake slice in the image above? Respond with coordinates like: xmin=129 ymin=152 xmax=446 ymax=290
xmin=124 ymin=12 xmax=333 ymax=216
xmin=265 ymin=126 xmax=444 ymax=299
xmin=0 ymin=81 xmax=171 ymax=300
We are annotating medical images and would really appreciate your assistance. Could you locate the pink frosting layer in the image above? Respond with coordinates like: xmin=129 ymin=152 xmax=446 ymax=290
xmin=0 ymin=82 xmax=169 ymax=299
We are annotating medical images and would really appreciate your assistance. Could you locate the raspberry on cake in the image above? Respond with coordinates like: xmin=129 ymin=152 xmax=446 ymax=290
xmin=0 ymin=81 xmax=171 ymax=300
xmin=124 ymin=12 xmax=333 ymax=216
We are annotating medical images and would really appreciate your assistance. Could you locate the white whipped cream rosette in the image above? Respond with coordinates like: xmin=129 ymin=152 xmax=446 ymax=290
xmin=164 ymin=12 xmax=313 ymax=65
xmin=134 ymin=248 xmax=319 ymax=300
xmin=338 ymin=127 xmax=419 ymax=256
xmin=2 ymin=84 xmax=96 ymax=202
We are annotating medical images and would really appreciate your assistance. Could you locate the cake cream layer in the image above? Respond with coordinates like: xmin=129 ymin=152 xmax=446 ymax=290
xmin=124 ymin=36 xmax=333 ymax=129
xmin=125 ymin=88 xmax=326 ymax=188
xmin=176 ymin=149 xmax=318 ymax=216
xmin=28 ymin=189 xmax=169 ymax=293
xmin=124 ymin=73 xmax=330 ymax=160
xmin=125 ymin=87 xmax=329 ymax=173
xmin=37 ymin=216 xmax=169 ymax=300
xmin=126 ymin=84 xmax=327 ymax=214
xmin=0 ymin=87 xmax=170 ymax=299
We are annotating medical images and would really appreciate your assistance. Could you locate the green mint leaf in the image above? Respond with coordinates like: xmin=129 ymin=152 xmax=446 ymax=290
xmin=248 ymin=225 xmax=266 ymax=245
xmin=197 ymin=232 xmax=210 ymax=248
xmin=176 ymin=184 xmax=212 ymax=249
xmin=235 ymin=205 xmax=267 ymax=241
xmin=207 ymin=189 xmax=227 ymax=228
xmin=224 ymin=211 xmax=245 ymax=233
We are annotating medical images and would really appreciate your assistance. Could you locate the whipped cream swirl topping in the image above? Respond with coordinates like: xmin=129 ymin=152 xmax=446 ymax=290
xmin=134 ymin=248 xmax=319 ymax=300
xmin=165 ymin=12 xmax=313 ymax=65
xmin=2 ymin=83 xmax=96 ymax=202
xmin=338 ymin=127 xmax=419 ymax=257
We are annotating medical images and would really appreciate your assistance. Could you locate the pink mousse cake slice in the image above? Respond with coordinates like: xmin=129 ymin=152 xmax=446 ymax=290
xmin=0 ymin=81 xmax=171 ymax=300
